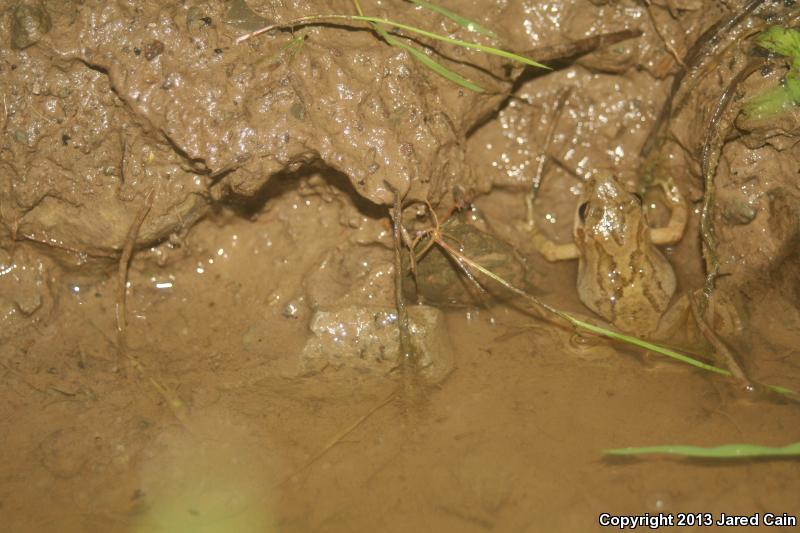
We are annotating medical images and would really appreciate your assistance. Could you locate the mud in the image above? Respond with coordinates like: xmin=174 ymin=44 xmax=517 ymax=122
xmin=2 ymin=1 xmax=800 ymax=532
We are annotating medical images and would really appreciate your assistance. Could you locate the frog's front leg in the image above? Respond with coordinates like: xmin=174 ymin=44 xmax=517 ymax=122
xmin=530 ymin=229 xmax=579 ymax=261
xmin=649 ymin=179 xmax=688 ymax=246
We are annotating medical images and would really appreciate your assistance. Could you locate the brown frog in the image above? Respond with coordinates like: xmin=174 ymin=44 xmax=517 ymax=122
xmin=532 ymin=175 xmax=687 ymax=337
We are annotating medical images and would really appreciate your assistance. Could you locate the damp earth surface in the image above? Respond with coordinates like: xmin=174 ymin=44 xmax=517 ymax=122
xmin=1 ymin=1 xmax=800 ymax=531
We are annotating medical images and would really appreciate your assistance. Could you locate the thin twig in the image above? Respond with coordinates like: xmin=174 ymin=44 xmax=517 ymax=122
xmin=16 ymin=231 xmax=116 ymax=258
xmin=526 ymin=87 xmax=572 ymax=226
xmin=118 ymin=137 xmax=127 ymax=189
xmin=519 ymin=28 xmax=643 ymax=64
xmin=1 ymin=92 xmax=8 ymax=133
xmin=278 ymin=392 xmax=396 ymax=487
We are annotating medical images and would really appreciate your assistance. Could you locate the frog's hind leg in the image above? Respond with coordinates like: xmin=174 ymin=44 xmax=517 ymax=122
xmin=640 ymin=294 xmax=696 ymax=369
xmin=653 ymin=293 xmax=692 ymax=341
xmin=650 ymin=179 xmax=688 ymax=246
xmin=688 ymin=292 xmax=754 ymax=390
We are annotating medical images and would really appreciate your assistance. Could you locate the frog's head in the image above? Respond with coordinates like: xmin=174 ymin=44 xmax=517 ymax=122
xmin=573 ymin=175 xmax=648 ymax=252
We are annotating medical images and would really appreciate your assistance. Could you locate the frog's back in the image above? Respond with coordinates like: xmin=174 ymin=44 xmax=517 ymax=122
xmin=577 ymin=242 xmax=676 ymax=335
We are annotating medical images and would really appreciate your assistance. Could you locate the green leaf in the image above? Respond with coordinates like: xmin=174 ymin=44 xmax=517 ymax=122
xmin=740 ymin=27 xmax=800 ymax=122
xmin=742 ymin=84 xmax=796 ymax=121
xmin=606 ymin=442 xmax=800 ymax=458
xmin=407 ymin=0 xmax=497 ymax=39
xmin=755 ymin=26 xmax=800 ymax=63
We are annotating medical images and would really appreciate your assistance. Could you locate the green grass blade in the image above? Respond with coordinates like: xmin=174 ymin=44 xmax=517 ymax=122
xmin=366 ymin=16 xmax=486 ymax=92
xmin=567 ymin=319 xmax=796 ymax=396
xmin=281 ymin=33 xmax=307 ymax=59
xmin=766 ymin=383 xmax=798 ymax=396
xmin=384 ymin=33 xmax=485 ymax=92
xmin=606 ymin=442 xmax=800 ymax=458
xmin=237 ymin=15 xmax=548 ymax=70
xmin=407 ymin=0 xmax=498 ymax=39
xmin=566 ymin=317 xmax=729 ymax=375
xmin=350 ymin=16 xmax=548 ymax=69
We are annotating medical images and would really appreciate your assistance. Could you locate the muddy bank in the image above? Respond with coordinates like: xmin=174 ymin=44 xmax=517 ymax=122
xmin=1 ymin=0 xmax=507 ymax=260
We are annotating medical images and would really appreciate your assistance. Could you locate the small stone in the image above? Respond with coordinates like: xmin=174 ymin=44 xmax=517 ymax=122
xmin=224 ymin=0 xmax=269 ymax=31
xmin=723 ymin=200 xmax=757 ymax=225
xmin=11 ymin=4 xmax=52 ymax=50
xmin=143 ymin=40 xmax=165 ymax=61
xmin=282 ymin=301 xmax=300 ymax=319
xmin=289 ymin=102 xmax=306 ymax=121
xmin=298 ymin=305 xmax=454 ymax=383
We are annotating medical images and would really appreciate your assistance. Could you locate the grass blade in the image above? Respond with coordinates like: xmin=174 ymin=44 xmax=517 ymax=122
xmin=363 ymin=9 xmax=486 ymax=92
xmin=384 ymin=33 xmax=485 ymax=92
xmin=352 ymin=15 xmax=547 ymax=68
xmin=566 ymin=317 xmax=729 ymax=375
xmin=407 ymin=0 xmax=498 ymax=39
xmin=236 ymin=15 xmax=549 ymax=69
xmin=606 ymin=442 xmax=800 ymax=458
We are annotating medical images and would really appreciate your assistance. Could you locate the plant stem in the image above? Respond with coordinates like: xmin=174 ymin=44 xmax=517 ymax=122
xmin=235 ymin=14 xmax=547 ymax=69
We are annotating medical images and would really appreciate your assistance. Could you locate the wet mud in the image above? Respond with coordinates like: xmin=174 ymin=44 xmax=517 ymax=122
xmin=1 ymin=1 xmax=799 ymax=531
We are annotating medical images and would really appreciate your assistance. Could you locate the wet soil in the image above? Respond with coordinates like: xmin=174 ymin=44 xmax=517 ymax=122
xmin=2 ymin=1 xmax=800 ymax=532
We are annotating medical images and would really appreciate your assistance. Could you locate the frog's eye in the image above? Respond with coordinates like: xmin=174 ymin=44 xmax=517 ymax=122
xmin=578 ymin=201 xmax=589 ymax=222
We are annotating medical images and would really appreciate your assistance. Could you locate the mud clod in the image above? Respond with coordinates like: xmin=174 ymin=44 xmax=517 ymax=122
xmin=10 ymin=3 xmax=51 ymax=50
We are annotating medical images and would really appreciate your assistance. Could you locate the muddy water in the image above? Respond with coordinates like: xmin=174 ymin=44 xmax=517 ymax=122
xmin=2 ymin=1 xmax=800 ymax=532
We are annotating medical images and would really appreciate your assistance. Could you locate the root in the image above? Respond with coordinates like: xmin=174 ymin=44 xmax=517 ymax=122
xmin=389 ymin=187 xmax=432 ymax=414
xmin=408 ymin=201 xmax=495 ymax=308
xmin=115 ymin=190 xmax=188 ymax=425
xmin=642 ymin=0 xmax=767 ymax=157
xmin=689 ymin=293 xmax=752 ymax=390
xmin=390 ymin=189 xmax=416 ymax=366
xmin=115 ymin=190 xmax=155 ymax=353
xmin=698 ymin=58 xmax=762 ymax=307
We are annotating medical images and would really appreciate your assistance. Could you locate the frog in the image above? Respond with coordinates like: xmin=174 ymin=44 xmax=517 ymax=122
xmin=531 ymin=175 xmax=688 ymax=337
